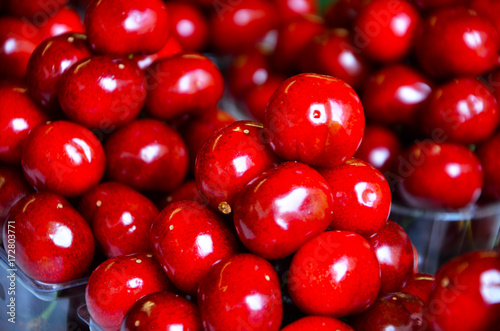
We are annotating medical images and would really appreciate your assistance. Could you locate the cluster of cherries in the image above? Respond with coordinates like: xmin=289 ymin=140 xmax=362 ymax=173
xmin=0 ymin=0 xmax=500 ymax=330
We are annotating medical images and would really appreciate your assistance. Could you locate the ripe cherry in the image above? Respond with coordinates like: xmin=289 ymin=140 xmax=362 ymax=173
xmin=477 ymin=133 xmax=500 ymax=200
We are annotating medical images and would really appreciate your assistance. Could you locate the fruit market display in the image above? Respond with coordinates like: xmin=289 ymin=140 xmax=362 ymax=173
xmin=1 ymin=0 xmax=500 ymax=330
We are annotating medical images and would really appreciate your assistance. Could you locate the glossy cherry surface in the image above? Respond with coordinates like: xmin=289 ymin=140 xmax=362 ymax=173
xmin=2 ymin=192 xmax=94 ymax=283
xmin=282 ymin=316 xmax=353 ymax=331
xmin=318 ymin=158 xmax=390 ymax=238
xmin=2 ymin=0 xmax=68 ymax=18
xmin=470 ymin=0 xmax=500 ymax=38
xmin=22 ymin=120 xmax=105 ymax=197
xmin=0 ymin=84 xmax=48 ymax=164
xmin=477 ymin=133 xmax=500 ymax=200
xmin=195 ymin=120 xmax=280 ymax=214
xmin=59 ymin=55 xmax=146 ymax=129
xmin=156 ymin=180 xmax=204 ymax=210
xmin=287 ymin=230 xmax=381 ymax=317
xmin=0 ymin=166 xmax=33 ymax=234
xmin=265 ymin=73 xmax=365 ymax=167
xmin=146 ymin=52 xmax=224 ymax=121
xmin=133 ymin=35 xmax=183 ymax=70
xmin=105 ymin=119 xmax=188 ymax=192
xmin=227 ymin=49 xmax=270 ymax=98
xmin=38 ymin=6 xmax=85 ymax=40
xmin=121 ymin=291 xmax=202 ymax=331
xmin=85 ymin=0 xmax=170 ymax=55
xmin=244 ymin=75 xmax=285 ymax=123
xmin=198 ymin=253 xmax=283 ymax=331
xmin=167 ymin=2 xmax=208 ymax=52
xmin=401 ymin=273 xmax=435 ymax=304
xmin=151 ymin=201 xmax=239 ymax=295
xmin=86 ymin=253 xmax=175 ymax=331
xmin=275 ymin=0 xmax=318 ymax=23
xmin=396 ymin=142 xmax=484 ymax=209
xmin=234 ymin=161 xmax=334 ymax=260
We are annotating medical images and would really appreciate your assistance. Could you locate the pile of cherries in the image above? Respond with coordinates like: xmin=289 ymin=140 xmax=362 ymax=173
xmin=1 ymin=0 xmax=500 ymax=330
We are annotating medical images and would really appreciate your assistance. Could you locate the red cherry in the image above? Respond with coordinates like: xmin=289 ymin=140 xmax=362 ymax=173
xmin=414 ymin=0 xmax=470 ymax=11
xmin=420 ymin=77 xmax=499 ymax=145
xmin=426 ymin=251 xmax=500 ymax=330
xmin=324 ymin=0 xmax=366 ymax=28
xmin=79 ymin=182 xmax=159 ymax=258
xmin=58 ymin=55 xmax=146 ymax=130
xmin=146 ymin=52 xmax=224 ymax=121
xmin=38 ymin=6 xmax=84 ymax=40
xmin=477 ymin=133 xmax=500 ymax=200
xmin=86 ymin=253 xmax=175 ymax=331
xmin=396 ymin=142 xmax=484 ymax=209
xmin=265 ymin=73 xmax=365 ymax=167
xmin=287 ymin=230 xmax=381 ymax=317
xmin=282 ymin=316 xmax=353 ymax=331
xmin=167 ymin=2 xmax=208 ymax=52
xmin=121 ymin=291 xmax=202 ymax=331
xmin=470 ymin=0 xmax=500 ymax=38
xmin=2 ymin=192 xmax=94 ymax=283
xmin=198 ymin=253 xmax=283 ymax=331
xmin=195 ymin=120 xmax=280 ymax=214
xmin=133 ymin=36 xmax=183 ymax=70
xmin=401 ymin=273 xmax=435 ymax=304
xmin=156 ymin=180 xmax=204 ymax=210
xmin=244 ymin=75 xmax=285 ymax=123
xmin=0 ymin=84 xmax=48 ymax=164
xmin=275 ymin=0 xmax=318 ymax=23
xmin=318 ymin=158 xmax=391 ymax=238
xmin=234 ymin=161 xmax=334 ymax=260
xmin=22 ymin=120 xmax=105 ymax=197
xmin=227 ymin=48 xmax=270 ymax=98
xmin=85 ymin=0 xmax=170 ymax=55
xmin=2 ymin=0 xmax=68 ymax=19
xmin=0 ymin=166 xmax=33 ymax=234
xmin=26 ymin=32 xmax=92 ymax=113
xmin=105 ymin=119 xmax=188 ymax=192
xmin=415 ymin=7 xmax=499 ymax=78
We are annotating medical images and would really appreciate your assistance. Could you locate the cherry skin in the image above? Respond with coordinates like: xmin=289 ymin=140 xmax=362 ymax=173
xmin=420 ymin=77 xmax=499 ymax=145
xmin=198 ymin=253 xmax=283 ymax=331
xmin=167 ymin=2 xmax=208 ymax=52
xmin=22 ymin=120 xmax=105 ymax=197
xmin=85 ymin=0 xmax=170 ymax=55
xmin=86 ymin=253 xmax=175 ymax=331
xmin=0 ymin=166 xmax=33 ymax=235
xmin=227 ymin=48 xmax=270 ymax=98
xmin=324 ymin=0 xmax=366 ymax=28
xmin=0 ymin=84 xmax=48 ymax=164
xmin=244 ymin=75 xmax=285 ymax=123
xmin=282 ymin=316 xmax=353 ymax=331
xmin=234 ymin=161 xmax=335 ymax=260
xmin=156 ymin=180 xmax=204 ymax=210
xmin=146 ymin=52 xmax=224 ymax=121
xmin=288 ymin=230 xmax=381 ymax=317
xmin=470 ymin=0 xmax=500 ymax=39
xmin=121 ymin=291 xmax=202 ymax=331
xmin=194 ymin=120 xmax=280 ymax=214
xmin=265 ymin=73 xmax=365 ymax=167
xmin=415 ymin=7 xmax=499 ymax=78
xmin=133 ymin=36 xmax=183 ymax=70
xmin=2 ymin=0 xmax=68 ymax=18
xmin=401 ymin=273 xmax=435 ymax=304
xmin=59 ymin=55 xmax=146 ymax=130
xmin=151 ymin=200 xmax=239 ymax=295
xmin=426 ymin=251 xmax=500 ymax=331
xmin=2 ymin=192 xmax=94 ymax=283
xmin=105 ymin=119 xmax=188 ymax=192
xmin=414 ymin=0 xmax=471 ymax=11
xmin=396 ymin=142 xmax=484 ymax=209
xmin=362 ymin=64 xmax=433 ymax=126
xmin=26 ymin=32 xmax=92 ymax=113
xmin=477 ymin=133 xmax=500 ymax=200
xmin=275 ymin=0 xmax=318 ymax=23
xmin=318 ymin=158 xmax=391 ymax=238
xmin=38 ymin=6 xmax=85 ymax=40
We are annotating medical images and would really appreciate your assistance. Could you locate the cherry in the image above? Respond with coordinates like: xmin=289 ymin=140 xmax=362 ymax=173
xmin=79 ymin=182 xmax=159 ymax=258
xmin=287 ymin=230 xmax=381 ymax=317
xmin=318 ymin=158 xmax=391 ymax=238
xmin=401 ymin=273 xmax=435 ymax=304
xmin=324 ymin=0 xmax=366 ymax=28
xmin=121 ymin=291 xmax=202 ymax=331
xmin=275 ymin=0 xmax=318 ymax=23
xmin=282 ymin=316 xmax=353 ymax=331
xmin=156 ymin=180 xmax=204 ymax=210
xmin=420 ymin=77 xmax=499 ymax=145
xmin=244 ymin=75 xmax=285 ymax=123
xmin=0 ymin=166 xmax=33 ymax=234
xmin=227 ymin=48 xmax=270 ymax=98
xmin=2 ymin=0 xmax=68 ymax=19
xmin=195 ymin=120 xmax=280 ymax=214
xmin=396 ymin=142 xmax=484 ymax=209
xmin=85 ymin=253 xmax=175 ymax=331
xmin=265 ymin=73 xmax=365 ymax=167
xmin=58 ymin=55 xmax=146 ymax=130
xmin=0 ymin=84 xmax=48 ymax=164
xmin=105 ymin=119 xmax=188 ymax=192
xmin=146 ymin=52 xmax=224 ymax=121
xmin=38 ymin=6 xmax=84 ymax=40
xmin=26 ymin=32 xmax=92 ymax=113
xmin=470 ymin=0 xmax=500 ymax=39
xmin=477 ymin=133 xmax=500 ymax=200
xmin=414 ymin=0 xmax=471 ymax=11
xmin=167 ymin=2 xmax=208 ymax=52
xmin=198 ymin=253 xmax=283 ymax=331
xmin=133 ymin=36 xmax=183 ymax=70
xmin=2 ymin=192 xmax=94 ymax=283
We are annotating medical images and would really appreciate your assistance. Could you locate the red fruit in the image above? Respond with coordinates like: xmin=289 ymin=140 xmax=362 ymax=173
xmin=0 ymin=84 xmax=48 ymax=164
xmin=426 ymin=251 xmax=500 ymax=331
xmin=151 ymin=201 xmax=239 ymax=295
xmin=86 ymin=253 xmax=175 ymax=331
xmin=470 ymin=0 xmax=500 ymax=38
xmin=2 ymin=0 xmax=68 ymax=18
xmin=121 ymin=291 xmax=202 ymax=331
xmin=198 ymin=254 xmax=283 ymax=331
xmin=477 ymin=133 xmax=500 ymax=200
xmin=234 ymin=162 xmax=334 ymax=260
xmin=282 ymin=316 xmax=353 ymax=331
xmin=195 ymin=120 xmax=280 ymax=214
xmin=85 ymin=0 xmax=170 ymax=55
xmin=420 ymin=77 xmax=499 ymax=145
xmin=156 ymin=180 xmax=204 ymax=210
xmin=38 ymin=6 xmax=84 ymax=40
xmin=396 ymin=142 xmax=484 ymax=209
xmin=22 ymin=120 xmax=105 ymax=197
xmin=26 ymin=32 xmax=92 ymax=113
xmin=58 ymin=55 xmax=146 ymax=130
xmin=414 ymin=0 xmax=470 ymax=10
xmin=167 ymin=2 xmax=208 ymax=52
xmin=275 ymin=0 xmax=318 ymax=23
xmin=2 ymin=192 xmax=94 ymax=283
xmin=265 ymin=73 xmax=365 ymax=167
xmin=401 ymin=273 xmax=435 ymax=304
xmin=227 ymin=49 xmax=270 ymax=98
xmin=146 ymin=52 xmax=224 ymax=121
xmin=318 ymin=158 xmax=391 ymax=238
xmin=133 ymin=36 xmax=183 ymax=70
xmin=105 ymin=119 xmax=188 ymax=192
xmin=415 ymin=7 xmax=499 ymax=78
xmin=244 ymin=75 xmax=285 ymax=123
xmin=324 ymin=0 xmax=366 ymax=28
xmin=287 ymin=231 xmax=381 ymax=317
